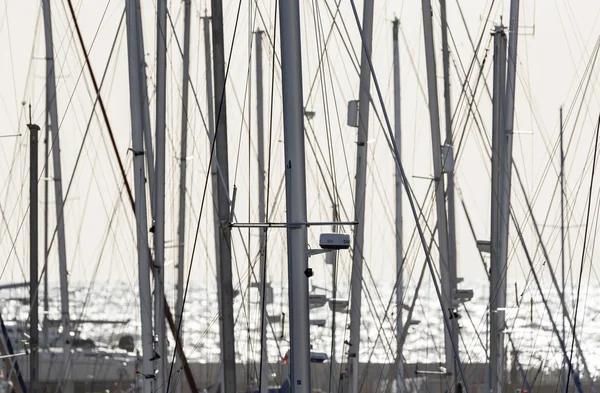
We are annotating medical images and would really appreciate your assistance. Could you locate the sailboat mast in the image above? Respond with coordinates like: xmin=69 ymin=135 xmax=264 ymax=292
xmin=503 ymin=0 xmax=520 ymax=171
xmin=43 ymin=113 xmax=49 ymax=350
xmin=278 ymin=0 xmax=311 ymax=390
xmin=209 ymin=0 xmax=237 ymax=389
xmin=439 ymin=0 xmax=459 ymax=381
xmin=348 ymin=0 xmax=375 ymax=388
xmin=28 ymin=122 xmax=40 ymax=393
xmin=136 ymin=4 xmax=155 ymax=217
xmin=392 ymin=18 xmax=404 ymax=393
xmin=494 ymin=1 xmax=520 ymax=391
xmin=154 ymin=0 xmax=168 ymax=390
xmin=327 ymin=205 xmax=338 ymax=393
xmin=201 ymin=15 xmax=226 ymax=391
xmin=176 ymin=0 xmax=192 ymax=391
xmin=490 ymin=25 xmax=507 ymax=393
xmin=420 ymin=0 xmax=455 ymax=381
xmin=560 ymin=106 xmax=566 ymax=393
xmin=41 ymin=1 xmax=72 ymax=390
xmin=255 ymin=29 xmax=269 ymax=393
xmin=125 ymin=1 xmax=155 ymax=392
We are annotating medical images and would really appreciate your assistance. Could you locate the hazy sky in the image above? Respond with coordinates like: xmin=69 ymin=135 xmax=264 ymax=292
xmin=0 ymin=0 xmax=600 ymax=311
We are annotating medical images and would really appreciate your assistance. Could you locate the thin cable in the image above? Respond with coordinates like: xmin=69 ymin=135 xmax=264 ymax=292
xmin=566 ymin=115 xmax=600 ymax=393
xmin=258 ymin=2 xmax=278 ymax=389
xmin=64 ymin=0 xmax=134 ymax=209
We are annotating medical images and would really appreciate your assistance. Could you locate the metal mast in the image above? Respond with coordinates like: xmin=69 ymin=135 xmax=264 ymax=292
xmin=327 ymin=205 xmax=338 ymax=393
xmin=201 ymin=15 xmax=225 ymax=390
xmin=392 ymin=18 xmax=404 ymax=393
xmin=348 ymin=0 xmax=375 ymax=387
xmin=255 ymin=29 xmax=269 ymax=393
xmin=125 ymin=1 xmax=155 ymax=392
xmin=154 ymin=0 xmax=168 ymax=390
xmin=560 ymin=106 xmax=566 ymax=393
xmin=176 ymin=0 xmax=192 ymax=391
xmin=278 ymin=0 xmax=311 ymax=390
xmin=493 ymin=1 xmax=520 ymax=390
xmin=209 ymin=0 xmax=237 ymax=389
xmin=490 ymin=25 xmax=507 ymax=393
xmin=420 ymin=0 xmax=455 ymax=381
xmin=439 ymin=0 xmax=459 ymax=380
xmin=135 ymin=3 xmax=155 ymax=215
xmin=43 ymin=114 xmax=49 ymax=351
xmin=28 ymin=122 xmax=40 ymax=393
xmin=502 ymin=0 xmax=520 ymax=197
xmin=500 ymin=0 xmax=521 ymax=289
xmin=41 ymin=1 xmax=72 ymax=390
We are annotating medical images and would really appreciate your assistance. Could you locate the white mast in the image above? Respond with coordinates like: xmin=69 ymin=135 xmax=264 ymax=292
xmin=420 ymin=0 xmax=455 ymax=383
xmin=255 ymin=29 xmax=269 ymax=393
xmin=41 ymin=1 xmax=73 ymax=390
xmin=560 ymin=106 xmax=566 ymax=393
xmin=490 ymin=25 xmax=507 ymax=393
xmin=43 ymin=117 xmax=49 ymax=350
xmin=154 ymin=0 xmax=168 ymax=390
xmin=278 ymin=0 xmax=311 ymax=391
xmin=135 ymin=4 xmax=155 ymax=216
xmin=348 ymin=0 xmax=375 ymax=388
xmin=125 ymin=1 xmax=155 ymax=392
xmin=493 ymin=1 xmax=520 ymax=391
xmin=209 ymin=0 xmax=237 ymax=389
xmin=176 ymin=0 xmax=192 ymax=391
xmin=201 ymin=15 xmax=226 ymax=391
xmin=327 ymin=205 xmax=338 ymax=393
xmin=392 ymin=18 xmax=404 ymax=393
xmin=439 ymin=0 xmax=459 ymax=381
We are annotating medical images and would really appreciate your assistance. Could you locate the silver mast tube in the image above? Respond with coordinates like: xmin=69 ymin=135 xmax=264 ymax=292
xmin=420 ymin=0 xmax=454 ymax=381
xmin=392 ymin=18 xmax=404 ymax=393
xmin=41 ymin=1 xmax=72 ymax=390
xmin=327 ymin=205 xmax=338 ymax=393
xmin=154 ymin=0 xmax=168 ymax=390
xmin=201 ymin=16 xmax=225 ymax=391
xmin=209 ymin=0 xmax=237 ymax=389
xmin=439 ymin=0 xmax=459 ymax=380
xmin=43 ymin=113 xmax=49 ymax=350
xmin=560 ymin=106 xmax=566 ymax=393
xmin=135 ymin=0 xmax=155 ymax=216
xmin=125 ymin=2 xmax=154 ymax=392
xmin=278 ymin=0 xmax=311 ymax=390
xmin=495 ymin=1 xmax=520 ymax=390
xmin=348 ymin=0 xmax=375 ymax=388
xmin=255 ymin=29 xmax=269 ymax=393
xmin=176 ymin=0 xmax=192 ymax=392
xmin=490 ymin=25 xmax=507 ymax=393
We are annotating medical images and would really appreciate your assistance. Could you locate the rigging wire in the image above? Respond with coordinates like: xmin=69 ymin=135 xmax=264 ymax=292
xmin=566 ymin=115 xmax=600 ymax=393
xmin=1 ymin=0 xmax=21 ymax=130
